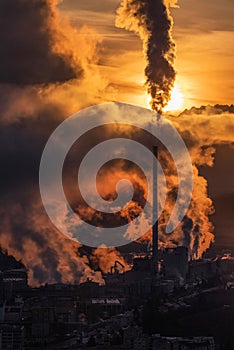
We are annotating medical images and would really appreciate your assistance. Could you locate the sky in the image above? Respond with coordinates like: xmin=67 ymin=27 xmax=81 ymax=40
xmin=0 ymin=0 xmax=233 ymax=286
xmin=59 ymin=0 xmax=234 ymax=110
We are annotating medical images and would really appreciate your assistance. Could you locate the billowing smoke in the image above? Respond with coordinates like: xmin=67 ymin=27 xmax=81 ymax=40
xmin=158 ymin=106 xmax=234 ymax=258
xmin=116 ymin=0 xmax=177 ymax=112
xmin=91 ymin=247 xmax=130 ymax=275
xmin=0 ymin=0 xmax=114 ymax=286
xmin=61 ymin=108 xmax=233 ymax=260
xmin=0 ymin=0 xmax=233 ymax=286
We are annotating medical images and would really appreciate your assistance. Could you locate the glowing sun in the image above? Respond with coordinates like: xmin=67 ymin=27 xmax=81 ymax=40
xmin=144 ymin=83 xmax=184 ymax=112
xmin=164 ymin=84 xmax=184 ymax=112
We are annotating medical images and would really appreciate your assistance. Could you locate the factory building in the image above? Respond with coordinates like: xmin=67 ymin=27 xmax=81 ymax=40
xmin=151 ymin=334 xmax=215 ymax=350
xmin=0 ymin=268 xmax=28 ymax=302
xmin=188 ymin=259 xmax=218 ymax=282
xmin=0 ymin=324 xmax=24 ymax=350
xmin=161 ymin=246 xmax=189 ymax=281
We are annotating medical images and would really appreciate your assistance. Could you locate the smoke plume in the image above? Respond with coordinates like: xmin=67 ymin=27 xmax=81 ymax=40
xmin=116 ymin=0 xmax=177 ymax=112
xmin=158 ymin=107 xmax=234 ymax=257
xmin=0 ymin=0 xmax=113 ymax=286
xmin=60 ymin=109 xmax=233 ymax=260
xmin=0 ymin=0 xmax=233 ymax=286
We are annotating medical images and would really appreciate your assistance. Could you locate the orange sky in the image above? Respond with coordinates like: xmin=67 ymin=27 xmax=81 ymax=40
xmin=58 ymin=0 xmax=234 ymax=111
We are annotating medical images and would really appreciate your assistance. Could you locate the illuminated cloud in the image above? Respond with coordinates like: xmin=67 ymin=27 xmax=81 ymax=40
xmin=0 ymin=0 xmax=233 ymax=285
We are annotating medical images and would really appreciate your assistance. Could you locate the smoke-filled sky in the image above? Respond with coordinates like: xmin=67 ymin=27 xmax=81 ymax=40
xmin=59 ymin=0 xmax=234 ymax=109
xmin=0 ymin=0 xmax=233 ymax=286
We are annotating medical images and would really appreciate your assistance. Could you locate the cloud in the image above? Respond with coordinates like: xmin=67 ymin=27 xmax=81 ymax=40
xmin=0 ymin=0 xmax=114 ymax=286
xmin=179 ymin=104 xmax=234 ymax=116
xmin=0 ymin=0 xmax=233 ymax=284
xmin=0 ymin=194 xmax=103 ymax=286
xmin=0 ymin=0 xmax=84 ymax=85
xmin=171 ymin=0 xmax=234 ymax=34
xmin=0 ymin=98 xmax=233 ymax=283
xmin=165 ymin=106 xmax=234 ymax=256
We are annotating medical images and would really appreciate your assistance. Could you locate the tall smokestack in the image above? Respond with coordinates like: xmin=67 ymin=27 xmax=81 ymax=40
xmin=152 ymin=146 xmax=158 ymax=276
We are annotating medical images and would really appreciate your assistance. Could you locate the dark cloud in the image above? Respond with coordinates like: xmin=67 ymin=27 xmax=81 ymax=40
xmin=0 ymin=0 xmax=82 ymax=85
xmin=0 ymin=0 xmax=113 ymax=286
xmin=0 ymin=103 xmax=62 ymax=190
xmin=200 ymin=145 xmax=234 ymax=253
xmin=179 ymin=104 xmax=234 ymax=117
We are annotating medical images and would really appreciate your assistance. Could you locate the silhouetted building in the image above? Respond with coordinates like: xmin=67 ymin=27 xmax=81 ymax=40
xmin=2 ymin=269 xmax=28 ymax=301
xmin=151 ymin=334 xmax=215 ymax=350
xmin=188 ymin=259 xmax=217 ymax=281
xmin=162 ymin=246 xmax=188 ymax=281
xmin=219 ymin=255 xmax=234 ymax=275
xmin=0 ymin=324 xmax=24 ymax=349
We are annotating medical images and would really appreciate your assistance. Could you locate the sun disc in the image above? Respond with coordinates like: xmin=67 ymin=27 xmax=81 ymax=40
xmin=164 ymin=84 xmax=184 ymax=112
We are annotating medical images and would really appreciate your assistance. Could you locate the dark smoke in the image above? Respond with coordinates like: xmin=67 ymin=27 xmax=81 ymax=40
xmin=0 ymin=0 xmax=82 ymax=85
xmin=182 ymin=216 xmax=193 ymax=256
xmin=116 ymin=0 xmax=176 ymax=113
xmin=0 ymin=0 xmax=233 ymax=284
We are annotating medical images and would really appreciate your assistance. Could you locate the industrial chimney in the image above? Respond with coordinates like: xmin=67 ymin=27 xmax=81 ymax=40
xmin=152 ymin=146 xmax=159 ymax=277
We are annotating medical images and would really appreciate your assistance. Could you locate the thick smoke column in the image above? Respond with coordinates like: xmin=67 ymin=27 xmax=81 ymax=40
xmin=116 ymin=0 xmax=176 ymax=113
